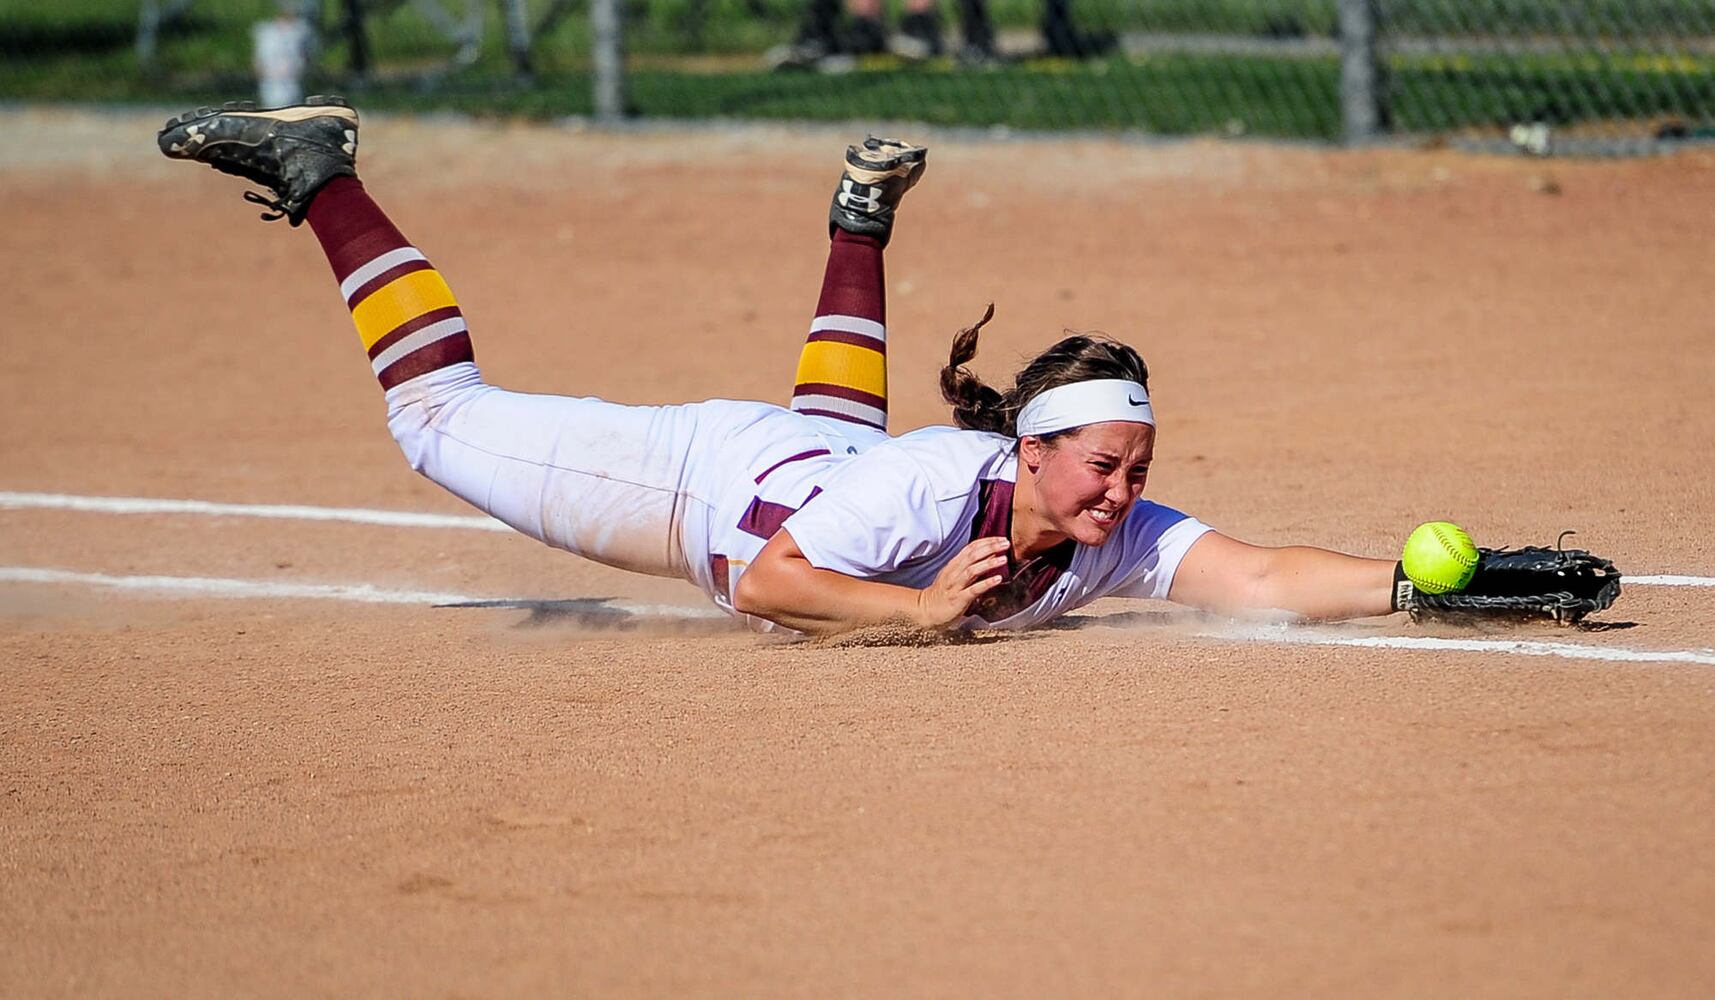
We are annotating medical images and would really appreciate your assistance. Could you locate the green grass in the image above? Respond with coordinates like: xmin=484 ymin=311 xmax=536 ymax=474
xmin=339 ymin=55 xmax=1341 ymax=136
xmin=4 ymin=1 xmax=1715 ymax=138
xmin=137 ymin=51 xmax=1699 ymax=140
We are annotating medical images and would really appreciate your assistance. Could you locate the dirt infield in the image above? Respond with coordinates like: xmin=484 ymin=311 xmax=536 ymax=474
xmin=3 ymin=107 xmax=1714 ymax=997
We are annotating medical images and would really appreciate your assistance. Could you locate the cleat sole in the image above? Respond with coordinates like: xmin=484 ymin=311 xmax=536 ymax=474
xmin=842 ymin=137 xmax=928 ymax=185
xmin=159 ymin=96 xmax=356 ymax=137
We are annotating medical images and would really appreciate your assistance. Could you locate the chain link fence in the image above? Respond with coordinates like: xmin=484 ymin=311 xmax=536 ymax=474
xmin=5 ymin=1 xmax=1715 ymax=151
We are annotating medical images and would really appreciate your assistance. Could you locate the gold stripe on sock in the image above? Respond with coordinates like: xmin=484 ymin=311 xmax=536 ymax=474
xmin=793 ymin=341 xmax=887 ymax=400
xmin=352 ymin=269 xmax=458 ymax=350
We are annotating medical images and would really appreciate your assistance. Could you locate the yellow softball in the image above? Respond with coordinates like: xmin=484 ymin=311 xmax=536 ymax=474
xmin=1401 ymin=521 xmax=1480 ymax=595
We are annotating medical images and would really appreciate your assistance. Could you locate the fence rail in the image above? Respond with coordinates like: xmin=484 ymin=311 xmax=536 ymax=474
xmin=4 ymin=1 xmax=1715 ymax=151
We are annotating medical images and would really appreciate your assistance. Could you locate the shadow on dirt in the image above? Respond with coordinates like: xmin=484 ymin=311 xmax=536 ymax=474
xmin=805 ymin=624 xmax=1037 ymax=649
xmin=436 ymin=597 xmax=739 ymax=634
xmin=1042 ymin=609 xmax=1186 ymax=631
xmin=1404 ymin=610 xmax=1641 ymax=634
xmin=1571 ymin=619 xmax=1640 ymax=632
xmin=1057 ymin=607 xmax=1643 ymax=635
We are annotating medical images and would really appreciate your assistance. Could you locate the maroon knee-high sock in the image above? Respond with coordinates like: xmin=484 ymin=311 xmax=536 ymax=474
xmin=305 ymin=177 xmax=475 ymax=391
xmin=790 ymin=230 xmax=888 ymax=431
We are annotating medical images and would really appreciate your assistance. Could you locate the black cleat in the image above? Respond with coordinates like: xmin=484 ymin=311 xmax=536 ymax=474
xmin=158 ymin=95 xmax=359 ymax=226
xmin=829 ymin=136 xmax=927 ymax=246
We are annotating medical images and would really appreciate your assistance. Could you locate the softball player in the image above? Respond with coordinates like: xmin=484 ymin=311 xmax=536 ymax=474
xmin=159 ymin=97 xmax=1400 ymax=635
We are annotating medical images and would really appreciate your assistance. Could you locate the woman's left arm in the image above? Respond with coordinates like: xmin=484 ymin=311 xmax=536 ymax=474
xmin=1167 ymin=530 xmax=1397 ymax=621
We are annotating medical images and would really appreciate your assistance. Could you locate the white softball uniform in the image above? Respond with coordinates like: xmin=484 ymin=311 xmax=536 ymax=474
xmin=776 ymin=427 xmax=1211 ymax=629
xmin=385 ymin=363 xmax=1210 ymax=631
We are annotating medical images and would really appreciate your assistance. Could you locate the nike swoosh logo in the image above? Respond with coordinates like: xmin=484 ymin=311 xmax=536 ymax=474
xmin=1128 ymin=395 xmax=1148 ymax=407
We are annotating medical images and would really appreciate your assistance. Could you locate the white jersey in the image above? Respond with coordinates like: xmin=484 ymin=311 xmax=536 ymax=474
xmin=381 ymin=366 xmax=1208 ymax=633
xmin=701 ymin=422 xmax=1211 ymax=630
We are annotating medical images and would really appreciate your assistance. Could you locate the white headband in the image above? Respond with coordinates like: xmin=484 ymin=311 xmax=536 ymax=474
xmin=1015 ymin=379 xmax=1154 ymax=437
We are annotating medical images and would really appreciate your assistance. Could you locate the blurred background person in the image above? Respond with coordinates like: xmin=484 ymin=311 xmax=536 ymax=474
xmin=252 ymin=0 xmax=315 ymax=109
xmin=768 ymin=0 xmax=1114 ymax=70
xmin=768 ymin=0 xmax=997 ymax=69
xmin=1039 ymin=0 xmax=1117 ymax=58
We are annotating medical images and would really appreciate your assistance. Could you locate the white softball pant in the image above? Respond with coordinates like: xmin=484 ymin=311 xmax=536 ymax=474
xmin=384 ymin=362 xmax=724 ymax=584
xmin=382 ymin=362 xmax=879 ymax=599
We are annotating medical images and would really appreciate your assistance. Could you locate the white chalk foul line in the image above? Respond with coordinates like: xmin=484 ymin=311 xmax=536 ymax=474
xmin=1199 ymin=623 xmax=1715 ymax=667
xmin=2 ymin=566 xmax=1709 ymax=666
xmin=0 ymin=567 xmax=725 ymax=620
xmin=1 ymin=566 xmax=474 ymax=605
xmin=1626 ymin=575 xmax=1715 ymax=587
xmin=5 ymin=490 xmax=1715 ymax=588
xmin=0 ymin=490 xmax=509 ymax=532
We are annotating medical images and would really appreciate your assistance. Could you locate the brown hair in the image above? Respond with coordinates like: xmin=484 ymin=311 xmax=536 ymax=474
xmin=938 ymin=304 xmax=1150 ymax=437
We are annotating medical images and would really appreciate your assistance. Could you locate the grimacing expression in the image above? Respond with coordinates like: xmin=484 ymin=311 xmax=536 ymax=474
xmin=1021 ymin=421 xmax=1156 ymax=546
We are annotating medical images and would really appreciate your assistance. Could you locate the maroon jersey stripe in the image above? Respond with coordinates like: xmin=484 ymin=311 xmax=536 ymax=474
xmin=754 ymin=448 xmax=831 ymax=484
xmin=709 ymin=555 xmax=731 ymax=600
xmin=737 ymin=498 xmax=798 ymax=540
xmin=966 ymin=478 xmax=1075 ymax=623
xmin=736 ymin=487 xmax=822 ymax=541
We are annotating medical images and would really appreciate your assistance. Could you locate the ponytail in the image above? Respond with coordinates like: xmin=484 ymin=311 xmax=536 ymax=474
xmin=938 ymin=304 xmax=1151 ymax=439
xmin=938 ymin=303 xmax=1013 ymax=434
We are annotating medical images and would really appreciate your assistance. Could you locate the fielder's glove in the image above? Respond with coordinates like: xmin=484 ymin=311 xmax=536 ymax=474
xmin=1391 ymin=534 xmax=1622 ymax=624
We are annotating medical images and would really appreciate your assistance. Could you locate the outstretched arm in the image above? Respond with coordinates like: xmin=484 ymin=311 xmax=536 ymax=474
xmin=734 ymin=529 xmax=1010 ymax=635
xmin=1167 ymin=530 xmax=1396 ymax=621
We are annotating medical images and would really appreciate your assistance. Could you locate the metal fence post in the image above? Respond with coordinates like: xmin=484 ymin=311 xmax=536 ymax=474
xmin=1338 ymin=0 xmax=1385 ymax=144
xmin=138 ymin=0 xmax=196 ymax=66
xmin=590 ymin=0 xmax=627 ymax=122
xmin=501 ymin=0 xmax=534 ymax=81
xmin=137 ymin=0 xmax=162 ymax=66
xmin=341 ymin=0 xmax=372 ymax=81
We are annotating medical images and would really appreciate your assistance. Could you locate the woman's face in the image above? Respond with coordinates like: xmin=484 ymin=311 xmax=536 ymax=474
xmin=1021 ymin=421 xmax=1155 ymax=546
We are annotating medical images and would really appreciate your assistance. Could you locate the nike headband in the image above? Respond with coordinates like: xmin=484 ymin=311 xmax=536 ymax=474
xmin=1014 ymin=379 xmax=1155 ymax=437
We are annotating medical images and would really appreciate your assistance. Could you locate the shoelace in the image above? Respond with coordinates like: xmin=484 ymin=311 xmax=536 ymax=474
xmin=242 ymin=189 xmax=288 ymax=222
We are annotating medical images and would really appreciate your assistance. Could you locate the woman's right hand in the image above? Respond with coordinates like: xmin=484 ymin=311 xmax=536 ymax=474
xmin=915 ymin=536 xmax=1011 ymax=628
